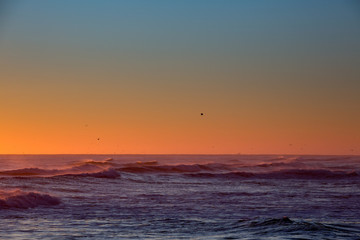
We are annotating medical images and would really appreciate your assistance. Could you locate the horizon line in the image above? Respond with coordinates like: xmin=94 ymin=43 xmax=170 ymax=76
xmin=0 ymin=153 xmax=358 ymax=156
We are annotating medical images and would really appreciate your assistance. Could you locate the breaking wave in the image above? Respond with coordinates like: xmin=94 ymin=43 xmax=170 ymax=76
xmin=0 ymin=159 xmax=118 ymax=178
xmin=62 ymin=169 xmax=120 ymax=179
xmin=0 ymin=190 xmax=61 ymax=209
xmin=0 ymin=157 xmax=359 ymax=180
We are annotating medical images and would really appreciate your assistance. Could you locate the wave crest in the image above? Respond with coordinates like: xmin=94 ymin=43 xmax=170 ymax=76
xmin=62 ymin=169 xmax=120 ymax=179
xmin=118 ymin=163 xmax=231 ymax=173
xmin=0 ymin=190 xmax=61 ymax=209
xmin=0 ymin=159 xmax=117 ymax=177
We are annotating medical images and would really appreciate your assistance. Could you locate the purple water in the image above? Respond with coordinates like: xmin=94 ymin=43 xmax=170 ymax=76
xmin=0 ymin=154 xmax=359 ymax=239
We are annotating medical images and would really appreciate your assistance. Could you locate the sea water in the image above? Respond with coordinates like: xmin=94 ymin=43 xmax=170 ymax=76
xmin=0 ymin=154 xmax=359 ymax=239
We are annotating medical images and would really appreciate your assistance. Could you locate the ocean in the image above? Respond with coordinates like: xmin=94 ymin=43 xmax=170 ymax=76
xmin=0 ymin=154 xmax=359 ymax=239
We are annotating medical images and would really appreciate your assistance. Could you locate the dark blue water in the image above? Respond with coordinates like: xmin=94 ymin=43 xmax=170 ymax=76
xmin=0 ymin=155 xmax=359 ymax=239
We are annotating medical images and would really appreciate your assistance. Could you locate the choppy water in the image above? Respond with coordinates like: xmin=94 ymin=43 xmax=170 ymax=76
xmin=0 ymin=154 xmax=359 ymax=239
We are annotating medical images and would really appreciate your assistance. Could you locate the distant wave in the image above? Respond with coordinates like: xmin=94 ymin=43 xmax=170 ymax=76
xmin=0 ymin=167 xmax=62 ymax=176
xmin=293 ymin=155 xmax=355 ymax=162
xmin=0 ymin=159 xmax=117 ymax=178
xmin=117 ymin=163 xmax=232 ymax=173
xmin=115 ymin=163 xmax=360 ymax=179
xmin=74 ymin=158 xmax=116 ymax=167
xmin=0 ymin=166 xmax=102 ymax=177
xmin=1 ymin=159 xmax=359 ymax=180
xmin=61 ymin=169 xmax=120 ymax=179
xmin=134 ymin=160 xmax=158 ymax=166
xmin=255 ymin=161 xmax=307 ymax=168
xmin=0 ymin=190 xmax=61 ymax=209
xmin=186 ymin=169 xmax=359 ymax=179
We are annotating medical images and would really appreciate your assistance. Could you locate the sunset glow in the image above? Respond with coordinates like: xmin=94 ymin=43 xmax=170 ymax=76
xmin=1 ymin=1 xmax=359 ymax=154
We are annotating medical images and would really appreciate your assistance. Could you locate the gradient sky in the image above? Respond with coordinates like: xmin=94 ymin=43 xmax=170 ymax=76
xmin=1 ymin=0 xmax=359 ymax=154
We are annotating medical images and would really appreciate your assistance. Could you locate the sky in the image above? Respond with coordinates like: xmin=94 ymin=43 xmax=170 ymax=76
xmin=0 ymin=0 xmax=359 ymax=154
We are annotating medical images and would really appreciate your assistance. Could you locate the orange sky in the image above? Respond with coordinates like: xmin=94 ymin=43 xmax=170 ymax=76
xmin=1 ymin=1 xmax=359 ymax=154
